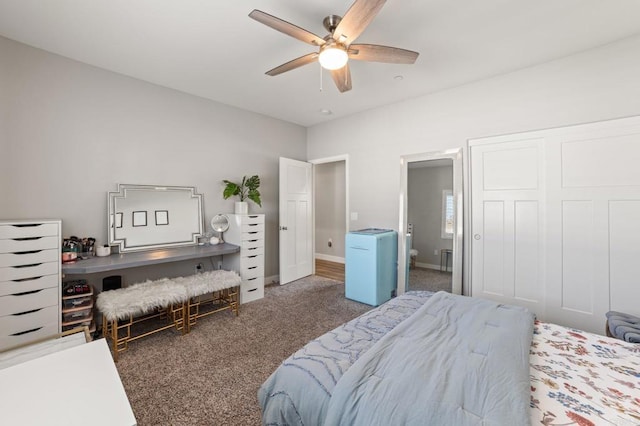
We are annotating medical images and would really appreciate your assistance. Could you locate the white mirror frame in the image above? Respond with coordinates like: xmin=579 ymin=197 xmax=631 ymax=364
xmin=398 ymin=148 xmax=463 ymax=296
xmin=108 ymin=184 xmax=204 ymax=252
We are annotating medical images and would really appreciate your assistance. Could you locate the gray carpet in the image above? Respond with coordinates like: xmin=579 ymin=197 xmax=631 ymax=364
xmin=115 ymin=276 xmax=371 ymax=425
xmin=408 ymin=267 xmax=452 ymax=293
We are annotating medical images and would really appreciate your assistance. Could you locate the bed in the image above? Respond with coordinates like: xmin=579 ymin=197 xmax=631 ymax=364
xmin=259 ymin=291 xmax=640 ymax=426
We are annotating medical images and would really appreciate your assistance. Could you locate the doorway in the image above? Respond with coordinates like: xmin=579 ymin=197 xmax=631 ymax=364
xmin=398 ymin=149 xmax=463 ymax=296
xmin=407 ymin=159 xmax=454 ymax=292
xmin=310 ymin=155 xmax=349 ymax=282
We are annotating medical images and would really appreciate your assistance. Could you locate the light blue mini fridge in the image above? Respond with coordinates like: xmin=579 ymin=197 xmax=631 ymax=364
xmin=345 ymin=228 xmax=398 ymax=306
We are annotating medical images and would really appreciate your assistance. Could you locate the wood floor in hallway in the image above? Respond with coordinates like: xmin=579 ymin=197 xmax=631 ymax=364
xmin=315 ymin=259 xmax=345 ymax=282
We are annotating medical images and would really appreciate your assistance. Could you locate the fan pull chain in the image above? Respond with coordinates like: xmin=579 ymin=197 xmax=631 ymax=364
xmin=319 ymin=63 xmax=323 ymax=92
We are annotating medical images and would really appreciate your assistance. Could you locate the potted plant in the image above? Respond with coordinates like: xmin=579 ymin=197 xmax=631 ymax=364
xmin=223 ymin=175 xmax=262 ymax=214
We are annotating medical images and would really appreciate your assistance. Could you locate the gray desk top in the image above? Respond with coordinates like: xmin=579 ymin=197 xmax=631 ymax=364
xmin=61 ymin=243 xmax=240 ymax=274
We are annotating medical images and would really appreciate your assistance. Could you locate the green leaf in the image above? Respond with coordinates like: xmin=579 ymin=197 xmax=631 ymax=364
xmin=222 ymin=182 xmax=240 ymax=199
xmin=247 ymin=189 xmax=262 ymax=207
xmin=245 ymin=175 xmax=260 ymax=190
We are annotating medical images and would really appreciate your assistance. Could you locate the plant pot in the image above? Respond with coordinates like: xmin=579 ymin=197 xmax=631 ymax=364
xmin=235 ymin=201 xmax=248 ymax=215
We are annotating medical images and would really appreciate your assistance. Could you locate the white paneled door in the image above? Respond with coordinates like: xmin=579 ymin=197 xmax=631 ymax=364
xmin=279 ymin=157 xmax=313 ymax=285
xmin=470 ymin=116 xmax=640 ymax=334
xmin=470 ymin=139 xmax=546 ymax=316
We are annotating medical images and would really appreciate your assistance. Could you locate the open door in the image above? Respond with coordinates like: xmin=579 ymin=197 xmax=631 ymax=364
xmin=279 ymin=157 xmax=313 ymax=285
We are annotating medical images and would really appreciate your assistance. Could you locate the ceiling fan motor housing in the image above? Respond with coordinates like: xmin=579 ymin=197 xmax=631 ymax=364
xmin=323 ymin=15 xmax=342 ymax=33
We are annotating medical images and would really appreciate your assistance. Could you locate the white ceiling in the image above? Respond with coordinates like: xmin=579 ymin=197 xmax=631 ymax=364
xmin=1 ymin=1 xmax=640 ymax=127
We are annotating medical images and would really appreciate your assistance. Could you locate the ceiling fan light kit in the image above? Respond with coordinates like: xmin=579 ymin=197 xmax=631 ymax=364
xmin=249 ymin=0 xmax=419 ymax=93
xmin=318 ymin=42 xmax=348 ymax=70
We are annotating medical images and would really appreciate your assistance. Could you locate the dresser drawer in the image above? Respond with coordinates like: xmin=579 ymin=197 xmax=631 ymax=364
xmin=241 ymin=239 xmax=264 ymax=251
xmin=241 ymin=253 xmax=263 ymax=269
xmin=0 ymin=274 xmax=59 ymax=297
xmin=0 ymin=249 xmax=59 ymax=267
xmin=0 ymin=262 xmax=58 ymax=282
xmin=0 ymin=306 xmax=59 ymax=351
xmin=240 ymin=277 xmax=264 ymax=304
xmin=0 ymin=236 xmax=60 ymax=253
xmin=0 ymin=287 xmax=58 ymax=315
xmin=241 ymin=215 xmax=264 ymax=225
xmin=242 ymin=262 xmax=264 ymax=280
xmin=241 ymin=222 xmax=264 ymax=233
xmin=240 ymin=230 xmax=264 ymax=242
xmin=0 ymin=223 xmax=59 ymax=239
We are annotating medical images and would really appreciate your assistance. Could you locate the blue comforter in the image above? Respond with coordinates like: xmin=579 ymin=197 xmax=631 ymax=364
xmin=259 ymin=291 xmax=535 ymax=425
xmin=324 ymin=292 xmax=534 ymax=425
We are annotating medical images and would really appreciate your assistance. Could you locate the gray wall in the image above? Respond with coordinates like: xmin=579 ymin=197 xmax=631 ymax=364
xmin=307 ymin=34 xmax=640 ymax=292
xmin=314 ymin=161 xmax=346 ymax=260
xmin=407 ymin=165 xmax=453 ymax=268
xmin=0 ymin=36 xmax=306 ymax=283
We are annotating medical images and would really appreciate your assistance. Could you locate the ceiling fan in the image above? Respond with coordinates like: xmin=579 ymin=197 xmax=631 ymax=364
xmin=249 ymin=0 xmax=419 ymax=93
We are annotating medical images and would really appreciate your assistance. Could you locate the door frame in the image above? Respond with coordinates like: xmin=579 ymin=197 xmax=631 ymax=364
xmin=398 ymin=148 xmax=463 ymax=296
xmin=309 ymin=154 xmax=350 ymax=274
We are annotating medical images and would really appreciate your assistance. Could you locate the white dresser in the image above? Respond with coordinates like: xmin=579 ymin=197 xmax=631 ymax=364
xmin=223 ymin=214 xmax=265 ymax=303
xmin=0 ymin=220 xmax=61 ymax=351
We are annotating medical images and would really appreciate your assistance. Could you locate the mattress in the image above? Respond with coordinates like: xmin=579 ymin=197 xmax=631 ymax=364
xmin=259 ymin=291 xmax=640 ymax=425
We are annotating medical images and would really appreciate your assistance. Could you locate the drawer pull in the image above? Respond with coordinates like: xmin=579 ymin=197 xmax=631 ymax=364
xmin=11 ymin=276 xmax=43 ymax=282
xmin=248 ymin=215 xmax=259 ymax=218
xmin=11 ymin=327 xmax=43 ymax=336
xmin=12 ymin=289 xmax=43 ymax=296
xmin=247 ymin=277 xmax=257 ymax=281
xmin=12 ymin=308 xmax=42 ymax=316
xmin=12 ymin=224 xmax=43 ymax=228
xmin=12 ymin=237 xmax=43 ymax=241
xmin=247 ymin=247 xmax=257 ymax=251
xmin=248 ymin=232 xmax=258 ymax=234
xmin=12 ymin=263 xmax=42 ymax=269
xmin=247 ymin=255 xmax=257 ymax=259
xmin=248 ymin=266 xmax=257 ymax=270
xmin=12 ymin=250 xmax=42 ymax=255
xmin=248 ymin=288 xmax=257 ymax=292
xmin=248 ymin=239 xmax=258 ymax=242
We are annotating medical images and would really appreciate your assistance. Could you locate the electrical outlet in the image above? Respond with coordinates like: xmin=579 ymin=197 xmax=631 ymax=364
xmin=195 ymin=263 xmax=204 ymax=274
xmin=433 ymin=249 xmax=439 ymax=256
xmin=217 ymin=260 xmax=223 ymax=270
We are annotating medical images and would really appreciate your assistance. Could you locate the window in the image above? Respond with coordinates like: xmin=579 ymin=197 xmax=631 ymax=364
xmin=441 ymin=190 xmax=454 ymax=239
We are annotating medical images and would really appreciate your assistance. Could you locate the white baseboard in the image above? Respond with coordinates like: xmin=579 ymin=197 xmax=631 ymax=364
xmin=415 ymin=262 xmax=451 ymax=272
xmin=314 ymin=253 xmax=345 ymax=264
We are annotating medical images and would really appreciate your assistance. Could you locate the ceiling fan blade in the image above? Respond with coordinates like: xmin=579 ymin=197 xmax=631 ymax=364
xmin=266 ymin=52 xmax=319 ymax=76
xmin=331 ymin=64 xmax=352 ymax=93
xmin=333 ymin=0 xmax=387 ymax=44
xmin=249 ymin=10 xmax=326 ymax=46
xmin=348 ymin=44 xmax=419 ymax=64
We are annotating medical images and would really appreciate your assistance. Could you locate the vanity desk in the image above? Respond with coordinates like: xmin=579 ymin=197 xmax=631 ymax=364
xmin=61 ymin=243 xmax=240 ymax=275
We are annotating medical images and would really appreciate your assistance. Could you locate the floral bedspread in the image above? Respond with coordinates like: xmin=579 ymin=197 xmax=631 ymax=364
xmin=530 ymin=321 xmax=640 ymax=426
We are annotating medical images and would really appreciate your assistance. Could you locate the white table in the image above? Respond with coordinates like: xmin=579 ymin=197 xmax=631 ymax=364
xmin=0 ymin=338 xmax=136 ymax=426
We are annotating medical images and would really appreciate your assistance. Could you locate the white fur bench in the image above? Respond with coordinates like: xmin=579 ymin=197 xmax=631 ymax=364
xmin=97 ymin=270 xmax=241 ymax=360
xmin=180 ymin=270 xmax=241 ymax=332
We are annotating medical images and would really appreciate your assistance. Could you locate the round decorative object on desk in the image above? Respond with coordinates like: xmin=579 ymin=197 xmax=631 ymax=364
xmin=96 ymin=245 xmax=111 ymax=257
xmin=209 ymin=236 xmax=220 ymax=245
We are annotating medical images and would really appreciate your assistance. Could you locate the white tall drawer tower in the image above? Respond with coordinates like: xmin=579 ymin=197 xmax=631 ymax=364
xmin=0 ymin=220 xmax=61 ymax=350
xmin=222 ymin=214 xmax=265 ymax=304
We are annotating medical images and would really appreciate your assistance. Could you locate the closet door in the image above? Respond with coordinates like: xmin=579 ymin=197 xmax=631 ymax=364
xmin=470 ymin=139 xmax=545 ymax=316
xmin=545 ymin=123 xmax=640 ymax=332
xmin=470 ymin=116 xmax=640 ymax=334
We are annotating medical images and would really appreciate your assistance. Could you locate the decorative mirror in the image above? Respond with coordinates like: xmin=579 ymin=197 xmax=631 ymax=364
xmin=210 ymin=214 xmax=230 ymax=243
xmin=108 ymin=184 xmax=204 ymax=252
